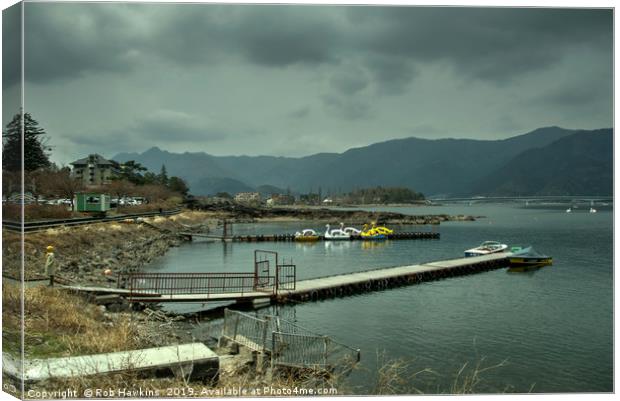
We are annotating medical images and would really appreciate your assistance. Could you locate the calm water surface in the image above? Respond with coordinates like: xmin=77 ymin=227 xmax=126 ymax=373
xmin=146 ymin=203 xmax=613 ymax=393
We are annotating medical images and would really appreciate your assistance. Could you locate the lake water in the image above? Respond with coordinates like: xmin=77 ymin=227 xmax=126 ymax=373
xmin=145 ymin=203 xmax=613 ymax=394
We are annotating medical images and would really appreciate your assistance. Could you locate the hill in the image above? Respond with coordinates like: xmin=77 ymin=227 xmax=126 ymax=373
xmin=111 ymin=126 xmax=611 ymax=196
xmin=471 ymin=129 xmax=613 ymax=196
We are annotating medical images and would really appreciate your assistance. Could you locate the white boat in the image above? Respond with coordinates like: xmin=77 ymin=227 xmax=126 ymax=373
xmin=464 ymin=241 xmax=508 ymax=257
xmin=566 ymin=208 xmax=572 ymax=213
xmin=343 ymin=226 xmax=361 ymax=235
xmin=324 ymin=223 xmax=351 ymax=240
xmin=590 ymin=208 xmax=597 ymax=213
xmin=294 ymin=229 xmax=319 ymax=242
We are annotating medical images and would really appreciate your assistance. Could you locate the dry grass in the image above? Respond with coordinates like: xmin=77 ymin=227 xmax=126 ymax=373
xmin=449 ymin=357 xmax=509 ymax=394
xmin=116 ymin=201 xmax=176 ymax=214
xmin=372 ymin=350 xmax=437 ymax=395
xmin=2 ymin=284 xmax=139 ymax=359
xmin=369 ymin=349 xmax=516 ymax=395
xmin=3 ymin=204 xmax=78 ymax=221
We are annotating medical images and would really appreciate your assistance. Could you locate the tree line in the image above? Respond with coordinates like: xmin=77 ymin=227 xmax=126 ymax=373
xmin=342 ymin=186 xmax=425 ymax=204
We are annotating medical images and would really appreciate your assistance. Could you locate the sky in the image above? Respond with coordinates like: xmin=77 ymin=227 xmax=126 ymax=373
xmin=1 ymin=2 xmax=614 ymax=166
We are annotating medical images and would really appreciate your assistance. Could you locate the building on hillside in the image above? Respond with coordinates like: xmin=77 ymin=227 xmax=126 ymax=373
xmin=234 ymin=192 xmax=261 ymax=205
xmin=70 ymin=154 xmax=119 ymax=186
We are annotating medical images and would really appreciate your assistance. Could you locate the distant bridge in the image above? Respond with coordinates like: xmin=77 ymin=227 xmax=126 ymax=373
xmin=429 ymin=195 xmax=613 ymax=203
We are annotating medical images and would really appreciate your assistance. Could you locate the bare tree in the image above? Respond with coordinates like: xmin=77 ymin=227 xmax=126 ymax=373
xmin=41 ymin=168 xmax=84 ymax=210
xmin=104 ymin=179 xmax=135 ymax=201
xmin=135 ymin=184 xmax=173 ymax=203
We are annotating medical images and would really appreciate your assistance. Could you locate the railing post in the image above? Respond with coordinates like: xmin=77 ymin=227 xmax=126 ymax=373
xmin=233 ymin=313 xmax=240 ymax=340
xmin=262 ymin=316 xmax=270 ymax=353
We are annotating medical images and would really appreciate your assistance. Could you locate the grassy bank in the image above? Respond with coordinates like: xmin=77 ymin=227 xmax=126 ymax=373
xmin=2 ymin=284 xmax=191 ymax=360
xmin=2 ymin=210 xmax=219 ymax=282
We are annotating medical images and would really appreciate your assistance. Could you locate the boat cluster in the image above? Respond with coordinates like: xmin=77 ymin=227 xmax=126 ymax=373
xmin=294 ymin=222 xmax=395 ymax=242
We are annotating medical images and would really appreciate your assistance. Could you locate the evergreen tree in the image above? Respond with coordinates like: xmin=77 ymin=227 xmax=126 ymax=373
xmin=158 ymin=164 xmax=169 ymax=185
xmin=168 ymin=176 xmax=189 ymax=196
xmin=2 ymin=111 xmax=51 ymax=171
xmin=117 ymin=160 xmax=147 ymax=184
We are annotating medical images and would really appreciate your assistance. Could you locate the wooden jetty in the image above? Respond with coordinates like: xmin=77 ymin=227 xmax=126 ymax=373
xmin=100 ymin=253 xmax=510 ymax=304
xmin=3 ymin=343 xmax=219 ymax=383
xmin=180 ymin=231 xmax=440 ymax=242
xmin=278 ymin=253 xmax=508 ymax=302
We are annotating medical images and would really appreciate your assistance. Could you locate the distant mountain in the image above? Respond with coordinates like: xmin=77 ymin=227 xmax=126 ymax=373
xmin=255 ymin=184 xmax=288 ymax=197
xmin=471 ymin=129 xmax=613 ymax=196
xmin=190 ymin=177 xmax=254 ymax=196
xmin=111 ymin=126 xmax=612 ymax=196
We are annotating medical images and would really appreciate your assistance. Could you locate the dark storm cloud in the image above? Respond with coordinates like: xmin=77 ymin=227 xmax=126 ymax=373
xmin=224 ymin=7 xmax=341 ymax=67
xmin=20 ymin=4 xmax=612 ymax=90
xmin=3 ymin=3 xmax=21 ymax=89
xmin=19 ymin=4 xmax=343 ymax=86
xmin=133 ymin=110 xmax=224 ymax=142
xmin=346 ymin=7 xmax=612 ymax=82
xmin=365 ymin=55 xmax=417 ymax=95
xmin=329 ymin=65 xmax=369 ymax=95
xmin=22 ymin=4 xmax=143 ymax=85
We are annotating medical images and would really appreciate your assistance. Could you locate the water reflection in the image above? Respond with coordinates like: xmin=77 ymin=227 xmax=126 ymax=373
xmin=323 ymin=240 xmax=352 ymax=252
xmin=361 ymin=240 xmax=390 ymax=251
xmin=222 ymin=242 xmax=233 ymax=259
xmin=507 ymin=264 xmax=550 ymax=274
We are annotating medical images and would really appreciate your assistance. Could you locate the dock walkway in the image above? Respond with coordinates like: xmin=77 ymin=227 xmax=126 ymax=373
xmin=279 ymin=253 xmax=509 ymax=301
xmin=101 ymin=253 xmax=510 ymax=304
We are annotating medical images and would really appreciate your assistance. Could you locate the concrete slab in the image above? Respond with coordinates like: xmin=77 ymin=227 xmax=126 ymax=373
xmin=3 ymin=343 xmax=219 ymax=383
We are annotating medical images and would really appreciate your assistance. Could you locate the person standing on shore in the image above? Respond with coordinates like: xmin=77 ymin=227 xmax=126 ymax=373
xmin=45 ymin=245 xmax=55 ymax=286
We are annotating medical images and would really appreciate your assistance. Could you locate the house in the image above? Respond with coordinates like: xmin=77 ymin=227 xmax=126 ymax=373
xmin=234 ymin=192 xmax=261 ymax=205
xmin=70 ymin=154 xmax=119 ymax=186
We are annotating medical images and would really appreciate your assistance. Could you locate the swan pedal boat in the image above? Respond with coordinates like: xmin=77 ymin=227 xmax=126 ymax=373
xmin=294 ymin=229 xmax=319 ymax=242
xmin=464 ymin=241 xmax=508 ymax=257
xmin=324 ymin=223 xmax=351 ymax=240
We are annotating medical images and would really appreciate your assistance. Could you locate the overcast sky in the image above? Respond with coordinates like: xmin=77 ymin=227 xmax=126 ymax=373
xmin=2 ymin=2 xmax=613 ymax=166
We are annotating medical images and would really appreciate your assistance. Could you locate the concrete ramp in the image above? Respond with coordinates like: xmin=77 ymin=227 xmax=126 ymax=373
xmin=3 ymin=343 xmax=219 ymax=383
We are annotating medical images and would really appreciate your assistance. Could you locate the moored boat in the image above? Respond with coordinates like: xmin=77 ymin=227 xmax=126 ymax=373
xmin=324 ymin=223 xmax=351 ymax=240
xmin=360 ymin=224 xmax=387 ymax=240
xmin=343 ymin=226 xmax=362 ymax=236
xmin=294 ymin=229 xmax=319 ymax=242
xmin=509 ymin=246 xmax=552 ymax=267
xmin=464 ymin=241 xmax=508 ymax=257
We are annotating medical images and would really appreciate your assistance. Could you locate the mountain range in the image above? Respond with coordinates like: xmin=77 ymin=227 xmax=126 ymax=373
xmin=112 ymin=126 xmax=613 ymax=197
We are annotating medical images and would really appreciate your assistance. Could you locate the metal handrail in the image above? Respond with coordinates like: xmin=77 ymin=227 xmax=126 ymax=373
xmin=118 ymin=272 xmax=276 ymax=295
